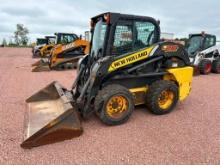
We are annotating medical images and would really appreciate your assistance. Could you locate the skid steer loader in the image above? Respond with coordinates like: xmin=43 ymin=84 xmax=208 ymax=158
xmin=32 ymin=36 xmax=56 ymax=58
xmin=38 ymin=35 xmax=57 ymax=58
xmin=187 ymin=32 xmax=220 ymax=75
xmin=38 ymin=33 xmax=79 ymax=58
xmin=32 ymin=38 xmax=47 ymax=58
xmin=32 ymin=33 xmax=78 ymax=61
xmin=32 ymin=33 xmax=90 ymax=72
xmin=21 ymin=12 xmax=193 ymax=149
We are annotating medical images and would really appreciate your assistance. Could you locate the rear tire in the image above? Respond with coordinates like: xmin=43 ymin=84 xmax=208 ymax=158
xmin=146 ymin=80 xmax=178 ymax=115
xmin=94 ymin=84 xmax=134 ymax=125
xmin=212 ymin=60 xmax=220 ymax=73
xmin=198 ymin=59 xmax=212 ymax=74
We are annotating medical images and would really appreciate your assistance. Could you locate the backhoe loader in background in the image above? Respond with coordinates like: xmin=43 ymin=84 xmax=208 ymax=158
xmin=32 ymin=33 xmax=90 ymax=72
xmin=21 ymin=12 xmax=193 ymax=149
xmin=32 ymin=36 xmax=56 ymax=58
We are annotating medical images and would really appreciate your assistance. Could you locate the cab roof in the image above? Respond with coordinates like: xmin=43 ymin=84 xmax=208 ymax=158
xmin=91 ymin=12 xmax=159 ymax=25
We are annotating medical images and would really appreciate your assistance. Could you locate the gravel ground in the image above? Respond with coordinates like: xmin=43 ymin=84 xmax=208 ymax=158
xmin=0 ymin=47 xmax=219 ymax=165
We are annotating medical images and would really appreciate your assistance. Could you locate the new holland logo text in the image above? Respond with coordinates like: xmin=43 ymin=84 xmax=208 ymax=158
xmin=108 ymin=47 xmax=154 ymax=72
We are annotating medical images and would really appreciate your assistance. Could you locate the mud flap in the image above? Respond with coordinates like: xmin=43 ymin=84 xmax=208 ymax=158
xmin=21 ymin=82 xmax=83 ymax=149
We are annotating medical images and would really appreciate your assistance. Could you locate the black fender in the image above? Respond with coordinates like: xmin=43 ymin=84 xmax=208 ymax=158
xmin=153 ymin=41 xmax=191 ymax=66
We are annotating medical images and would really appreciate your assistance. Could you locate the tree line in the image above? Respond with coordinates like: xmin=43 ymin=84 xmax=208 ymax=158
xmin=1 ymin=24 xmax=29 ymax=47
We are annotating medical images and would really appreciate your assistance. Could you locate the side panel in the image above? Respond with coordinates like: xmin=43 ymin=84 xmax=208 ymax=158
xmin=164 ymin=67 xmax=193 ymax=101
xmin=108 ymin=46 xmax=155 ymax=72
xmin=129 ymin=87 xmax=148 ymax=105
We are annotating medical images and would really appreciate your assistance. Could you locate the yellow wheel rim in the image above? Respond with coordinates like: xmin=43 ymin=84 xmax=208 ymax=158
xmin=158 ymin=90 xmax=174 ymax=110
xmin=106 ymin=95 xmax=129 ymax=119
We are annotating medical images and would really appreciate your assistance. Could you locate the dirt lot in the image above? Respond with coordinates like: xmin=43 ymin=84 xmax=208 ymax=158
xmin=0 ymin=47 xmax=219 ymax=165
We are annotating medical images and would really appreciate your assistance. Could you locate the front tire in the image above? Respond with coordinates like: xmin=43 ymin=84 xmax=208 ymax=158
xmin=146 ymin=80 xmax=178 ymax=115
xmin=95 ymin=84 xmax=134 ymax=125
xmin=198 ymin=59 xmax=212 ymax=74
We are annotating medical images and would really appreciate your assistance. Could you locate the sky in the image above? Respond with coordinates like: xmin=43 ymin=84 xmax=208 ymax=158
xmin=0 ymin=0 xmax=220 ymax=43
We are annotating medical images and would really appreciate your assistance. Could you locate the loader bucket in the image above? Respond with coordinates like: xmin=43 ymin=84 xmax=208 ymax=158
xmin=21 ymin=81 xmax=83 ymax=149
xmin=32 ymin=58 xmax=49 ymax=66
xmin=32 ymin=58 xmax=51 ymax=72
xmin=32 ymin=60 xmax=42 ymax=67
xmin=32 ymin=64 xmax=50 ymax=72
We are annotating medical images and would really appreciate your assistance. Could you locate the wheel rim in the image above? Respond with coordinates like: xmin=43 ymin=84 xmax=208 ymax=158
xmin=158 ymin=90 xmax=174 ymax=110
xmin=106 ymin=95 xmax=129 ymax=119
xmin=205 ymin=63 xmax=211 ymax=73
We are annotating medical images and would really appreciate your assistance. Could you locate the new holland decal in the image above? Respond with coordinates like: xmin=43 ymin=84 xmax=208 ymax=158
xmin=108 ymin=46 xmax=154 ymax=72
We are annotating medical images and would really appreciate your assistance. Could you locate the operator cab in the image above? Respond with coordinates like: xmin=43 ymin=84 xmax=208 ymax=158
xmin=55 ymin=33 xmax=79 ymax=45
xmin=36 ymin=38 xmax=47 ymax=45
xmin=187 ymin=32 xmax=216 ymax=57
xmin=45 ymin=36 xmax=56 ymax=45
xmin=90 ymin=12 xmax=160 ymax=60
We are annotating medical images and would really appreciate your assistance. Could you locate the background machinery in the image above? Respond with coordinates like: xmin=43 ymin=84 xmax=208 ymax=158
xmin=21 ymin=12 xmax=193 ymax=148
xmin=32 ymin=33 xmax=90 ymax=72
xmin=39 ymin=33 xmax=79 ymax=58
xmin=32 ymin=38 xmax=47 ymax=57
xmin=187 ymin=32 xmax=220 ymax=74
xmin=32 ymin=36 xmax=55 ymax=58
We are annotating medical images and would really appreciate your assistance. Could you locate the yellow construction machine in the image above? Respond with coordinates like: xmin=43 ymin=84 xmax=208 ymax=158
xmin=32 ymin=33 xmax=90 ymax=72
xmin=21 ymin=12 xmax=193 ymax=148
xmin=32 ymin=37 xmax=55 ymax=58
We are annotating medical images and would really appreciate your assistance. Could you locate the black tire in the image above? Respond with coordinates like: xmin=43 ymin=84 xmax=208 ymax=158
xmin=198 ymin=59 xmax=212 ymax=74
xmin=212 ymin=60 xmax=220 ymax=73
xmin=146 ymin=80 xmax=178 ymax=115
xmin=94 ymin=84 xmax=134 ymax=125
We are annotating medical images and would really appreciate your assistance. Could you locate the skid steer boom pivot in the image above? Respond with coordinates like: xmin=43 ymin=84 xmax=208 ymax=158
xmin=21 ymin=82 xmax=82 ymax=149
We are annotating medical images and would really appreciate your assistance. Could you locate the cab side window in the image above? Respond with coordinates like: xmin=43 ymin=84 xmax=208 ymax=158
xmin=134 ymin=22 xmax=156 ymax=51
xmin=204 ymin=36 xmax=215 ymax=49
xmin=61 ymin=35 xmax=77 ymax=44
xmin=112 ymin=25 xmax=133 ymax=56
xmin=48 ymin=38 xmax=55 ymax=44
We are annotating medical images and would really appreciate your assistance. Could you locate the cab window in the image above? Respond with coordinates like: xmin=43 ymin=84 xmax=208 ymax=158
xmin=112 ymin=21 xmax=156 ymax=56
xmin=112 ymin=25 xmax=133 ymax=56
xmin=61 ymin=34 xmax=77 ymax=44
xmin=48 ymin=38 xmax=55 ymax=44
xmin=204 ymin=36 xmax=215 ymax=49
xmin=134 ymin=22 xmax=155 ymax=50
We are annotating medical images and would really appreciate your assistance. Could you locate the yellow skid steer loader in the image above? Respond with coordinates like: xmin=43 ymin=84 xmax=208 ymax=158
xmin=32 ymin=37 xmax=54 ymax=58
xmin=21 ymin=12 xmax=193 ymax=149
xmin=32 ymin=36 xmax=90 ymax=72
xmin=38 ymin=33 xmax=79 ymax=58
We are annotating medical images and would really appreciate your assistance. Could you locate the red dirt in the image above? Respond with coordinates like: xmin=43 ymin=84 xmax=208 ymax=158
xmin=0 ymin=47 xmax=219 ymax=165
